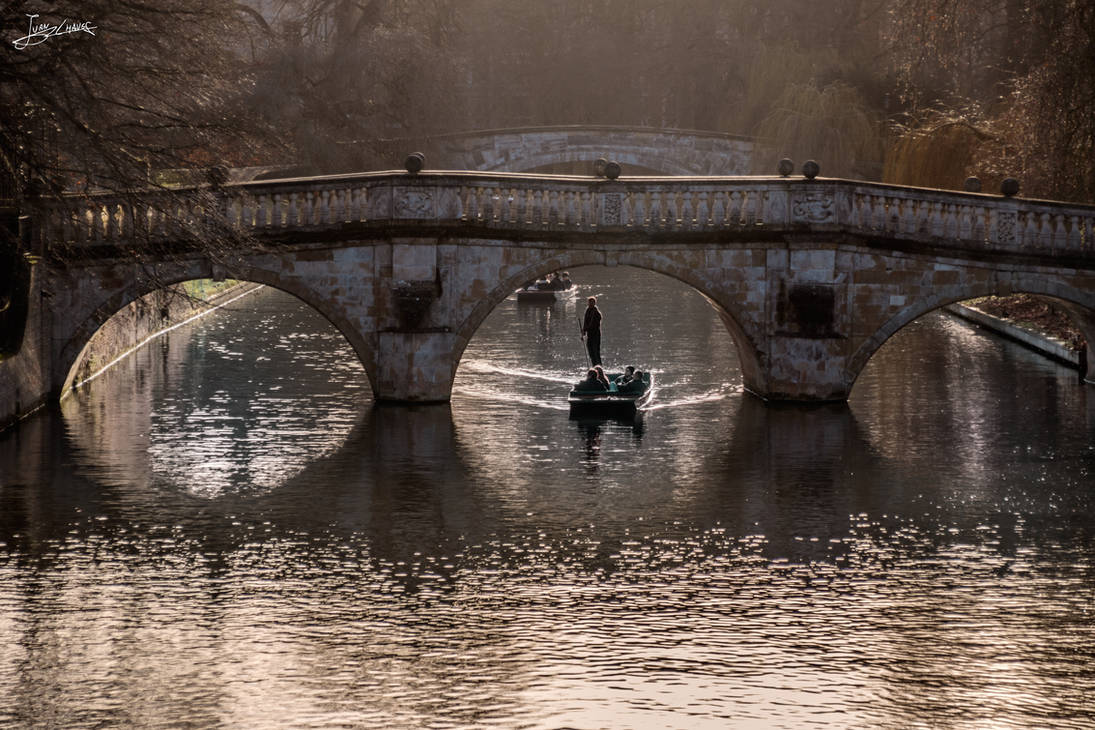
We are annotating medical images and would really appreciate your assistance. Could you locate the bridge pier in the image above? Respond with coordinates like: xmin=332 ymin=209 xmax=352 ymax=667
xmin=375 ymin=330 xmax=456 ymax=402
xmin=754 ymin=336 xmax=851 ymax=402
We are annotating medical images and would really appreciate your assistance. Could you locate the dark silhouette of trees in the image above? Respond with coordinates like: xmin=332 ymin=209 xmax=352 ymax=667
xmin=886 ymin=0 xmax=1095 ymax=202
xmin=2 ymin=1 xmax=268 ymax=205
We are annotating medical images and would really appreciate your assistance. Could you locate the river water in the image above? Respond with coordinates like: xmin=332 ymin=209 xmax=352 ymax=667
xmin=1 ymin=267 xmax=1093 ymax=729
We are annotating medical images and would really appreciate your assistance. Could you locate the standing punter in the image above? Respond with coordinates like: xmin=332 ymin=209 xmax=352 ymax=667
xmin=581 ymin=296 xmax=603 ymax=366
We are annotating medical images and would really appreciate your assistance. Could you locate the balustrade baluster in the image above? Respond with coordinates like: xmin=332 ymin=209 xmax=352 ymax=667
xmin=547 ymin=190 xmax=560 ymax=226
xmin=729 ymin=191 xmax=743 ymax=226
xmin=575 ymin=191 xmax=588 ymax=230
xmin=1067 ymin=215 xmax=1083 ymax=248
xmin=286 ymin=193 xmax=298 ymax=226
xmin=464 ymin=187 xmax=478 ymax=222
xmin=529 ymin=189 xmax=541 ymax=226
xmin=140 ymin=207 xmax=153 ymax=240
xmin=859 ymin=194 xmax=872 ymax=228
xmin=680 ymin=193 xmax=694 ymax=230
xmin=666 ymin=191 xmax=679 ymax=228
xmin=1053 ymin=214 xmax=1067 ymax=249
xmin=884 ymin=197 xmax=899 ymax=233
xmin=277 ymin=194 xmax=289 ymax=227
xmin=338 ymin=188 xmax=350 ymax=222
xmin=928 ymin=201 xmax=943 ymax=237
xmin=513 ymin=187 xmax=526 ymax=225
xmin=256 ymin=195 xmax=268 ymax=228
xmin=621 ymin=191 xmax=639 ymax=228
xmin=648 ymin=192 xmax=663 ymax=229
xmin=941 ymin=203 xmax=956 ymax=238
xmin=456 ymin=186 xmax=469 ymax=221
xmin=957 ymin=205 xmax=972 ymax=239
xmin=107 ymin=204 xmax=121 ymax=240
xmin=868 ymin=195 xmax=882 ymax=229
xmin=484 ymin=187 xmax=497 ymax=223
xmin=1037 ymin=212 xmax=1052 ymax=248
xmin=1022 ymin=211 xmax=1038 ymax=247
xmin=744 ymin=191 xmax=758 ymax=225
xmin=912 ymin=199 xmax=928 ymax=235
xmin=325 ymin=189 xmax=338 ymax=222
xmin=627 ymin=191 xmax=642 ymax=228
xmin=970 ymin=205 xmax=985 ymax=241
xmin=360 ymin=186 xmax=371 ymax=221
xmin=479 ymin=188 xmax=492 ymax=222
xmin=694 ymin=192 xmax=709 ymax=228
xmin=344 ymin=188 xmax=357 ymax=222
xmin=889 ymin=196 xmax=904 ymax=232
xmin=709 ymin=191 xmax=726 ymax=226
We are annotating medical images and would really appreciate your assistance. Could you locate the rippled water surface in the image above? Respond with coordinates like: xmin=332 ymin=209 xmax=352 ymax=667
xmin=2 ymin=267 xmax=1094 ymax=728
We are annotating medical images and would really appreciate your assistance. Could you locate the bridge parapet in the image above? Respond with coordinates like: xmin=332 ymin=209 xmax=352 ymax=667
xmin=39 ymin=172 xmax=1095 ymax=262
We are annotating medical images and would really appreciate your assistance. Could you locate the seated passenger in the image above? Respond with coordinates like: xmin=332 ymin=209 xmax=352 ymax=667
xmin=574 ymin=368 xmax=609 ymax=392
xmin=593 ymin=365 xmax=611 ymax=389
xmin=549 ymin=271 xmax=566 ymax=290
xmin=559 ymin=272 xmax=572 ymax=289
xmin=618 ymin=370 xmax=646 ymax=394
xmin=615 ymin=366 xmax=636 ymax=386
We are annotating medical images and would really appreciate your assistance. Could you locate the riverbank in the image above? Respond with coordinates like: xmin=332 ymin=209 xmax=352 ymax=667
xmin=0 ymin=280 xmax=264 ymax=431
xmin=67 ymin=281 xmax=265 ymax=392
xmin=945 ymin=300 xmax=1083 ymax=369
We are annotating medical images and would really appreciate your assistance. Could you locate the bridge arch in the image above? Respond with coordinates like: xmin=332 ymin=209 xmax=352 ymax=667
xmin=847 ymin=278 xmax=1095 ymax=394
xmin=407 ymin=125 xmax=756 ymax=176
xmin=56 ymin=263 xmax=378 ymax=397
xmin=450 ymin=250 xmax=764 ymax=391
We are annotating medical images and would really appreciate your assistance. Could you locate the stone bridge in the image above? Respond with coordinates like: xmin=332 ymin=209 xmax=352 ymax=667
xmin=5 ymin=169 xmax=1095 ymax=420
xmin=378 ymin=125 xmax=756 ymax=175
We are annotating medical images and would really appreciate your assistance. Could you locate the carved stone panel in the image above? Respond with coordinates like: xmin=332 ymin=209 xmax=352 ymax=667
xmin=791 ymin=192 xmax=834 ymax=224
xmin=601 ymin=193 xmax=622 ymax=226
xmin=995 ymin=211 xmax=1018 ymax=245
xmin=393 ymin=189 xmax=435 ymax=218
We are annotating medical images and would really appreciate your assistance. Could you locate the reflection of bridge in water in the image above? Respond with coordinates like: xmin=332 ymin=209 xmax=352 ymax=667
xmin=5 ymin=125 xmax=1095 ymax=424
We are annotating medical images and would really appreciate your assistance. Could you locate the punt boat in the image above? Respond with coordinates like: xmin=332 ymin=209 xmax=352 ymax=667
xmin=568 ymin=371 xmax=653 ymax=414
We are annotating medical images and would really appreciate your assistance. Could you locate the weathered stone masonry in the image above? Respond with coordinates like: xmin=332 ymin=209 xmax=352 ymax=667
xmin=3 ymin=170 xmax=1095 ymax=428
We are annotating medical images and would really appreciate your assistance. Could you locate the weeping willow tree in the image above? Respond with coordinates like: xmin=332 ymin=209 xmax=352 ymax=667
xmin=752 ymin=82 xmax=885 ymax=179
xmin=883 ymin=112 xmax=992 ymax=190
xmin=886 ymin=0 xmax=1095 ymax=203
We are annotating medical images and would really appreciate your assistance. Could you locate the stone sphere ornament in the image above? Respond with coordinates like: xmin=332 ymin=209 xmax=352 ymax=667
xmin=1001 ymin=177 xmax=1020 ymax=197
xmin=802 ymin=160 xmax=820 ymax=179
xmin=963 ymin=177 xmax=982 ymax=193
xmin=603 ymin=161 xmax=622 ymax=180
xmin=777 ymin=158 xmax=794 ymax=177
xmin=404 ymin=152 xmax=425 ymax=174
xmin=594 ymin=157 xmax=608 ymax=176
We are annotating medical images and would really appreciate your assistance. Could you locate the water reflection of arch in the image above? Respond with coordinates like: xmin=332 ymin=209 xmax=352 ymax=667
xmin=452 ymin=253 xmax=764 ymax=399
xmin=60 ymin=286 xmax=372 ymax=499
xmin=848 ymin=279 xmax=1095 ymax=394
xmin=57 ymin=266 xmax=378 ymax=396
xmin=702 ymin=397 xmax=884 ymax=557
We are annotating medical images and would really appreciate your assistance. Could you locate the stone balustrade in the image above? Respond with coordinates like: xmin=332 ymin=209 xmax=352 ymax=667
xmin=39 ymin=172 xmax=1095 ymax=260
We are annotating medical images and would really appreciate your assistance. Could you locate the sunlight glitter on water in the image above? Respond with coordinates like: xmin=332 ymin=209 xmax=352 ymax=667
xmin=1 ymin=269 xmax=1094 ymax=728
